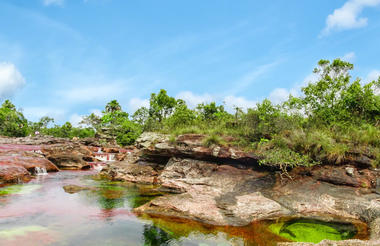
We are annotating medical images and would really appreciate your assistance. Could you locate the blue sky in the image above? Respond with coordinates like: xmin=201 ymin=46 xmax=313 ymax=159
xmin=0 ymin=0 xmax=380 ymax=125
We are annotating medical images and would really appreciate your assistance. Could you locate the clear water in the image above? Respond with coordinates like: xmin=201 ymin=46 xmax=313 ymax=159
xmin=0 ymin=170 xmax=366 ymax=246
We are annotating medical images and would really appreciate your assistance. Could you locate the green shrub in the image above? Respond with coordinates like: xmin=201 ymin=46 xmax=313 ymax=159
xmin=259 ymin=147 xmax=315 ymax=170
xmin=202 ymin=134 xmax=225 ymax=147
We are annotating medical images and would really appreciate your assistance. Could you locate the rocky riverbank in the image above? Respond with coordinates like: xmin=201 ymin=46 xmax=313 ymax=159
xmin=0 ymin=136 xmax=127 ymax=184
xmin=1 ymin=133 xmax=379 ymax=245
xmin=101 ymin=132 xmax=380 ymax=245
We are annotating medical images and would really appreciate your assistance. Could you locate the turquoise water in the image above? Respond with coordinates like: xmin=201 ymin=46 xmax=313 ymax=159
xmin=0 ymin=170 xmax=365 ymax=246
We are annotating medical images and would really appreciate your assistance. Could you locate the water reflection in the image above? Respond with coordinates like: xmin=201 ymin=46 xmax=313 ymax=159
xmin=142 ymin=224 xmax=173 ymax=246
xmin=74 ymin=178 xmax=161 ymax=220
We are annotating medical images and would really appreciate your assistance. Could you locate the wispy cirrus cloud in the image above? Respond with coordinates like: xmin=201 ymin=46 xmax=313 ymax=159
xmin=341 ymin=51 xmax=356 ymax=62
xmin=321 ymin=0 xmax=380 ymax=36
xmin=43 ymin=0 xmax=64 ymax=6
xmin=229 ymin=60 xmax=281 ymax=95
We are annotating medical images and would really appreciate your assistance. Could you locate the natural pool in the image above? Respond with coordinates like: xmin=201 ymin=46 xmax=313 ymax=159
xmin=0 ymin=170 xmax=368 ymax=246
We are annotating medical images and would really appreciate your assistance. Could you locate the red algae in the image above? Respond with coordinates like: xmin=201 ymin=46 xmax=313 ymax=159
xmin=0 ymin=144 xmax=41 ymax=152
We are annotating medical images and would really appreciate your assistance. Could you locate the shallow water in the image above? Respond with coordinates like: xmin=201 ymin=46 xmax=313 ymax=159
xmin=0 ymin=170 xmax=366 ymax=246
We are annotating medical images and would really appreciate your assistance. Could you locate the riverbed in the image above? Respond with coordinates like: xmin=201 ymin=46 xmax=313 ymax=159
xmin=0 ymin=170 xmax=366 ymax=246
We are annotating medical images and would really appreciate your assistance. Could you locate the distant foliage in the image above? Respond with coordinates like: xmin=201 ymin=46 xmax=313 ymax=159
xmin=82 ymin=100 xmax=142 ymax=146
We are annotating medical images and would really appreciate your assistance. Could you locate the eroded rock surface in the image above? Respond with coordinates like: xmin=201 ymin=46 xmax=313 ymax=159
xmin=0 ymin=164 xmax=31 ymax=183
xmin=101 ymin=132 xmax=380 ymax=244
xmin=41 ymin=143 xmax=94 ymax=170
xmin=0 ymin=145 xmax=59 ymax=184
xmin=0 ymin=135 xmax=125 ymax=184
xmin=136 ymin=132 xmax=261 ymax=166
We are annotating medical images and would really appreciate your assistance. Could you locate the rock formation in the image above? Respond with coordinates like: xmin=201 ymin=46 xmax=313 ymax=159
xmin=101 ymin=132 xmax=380 ymax=245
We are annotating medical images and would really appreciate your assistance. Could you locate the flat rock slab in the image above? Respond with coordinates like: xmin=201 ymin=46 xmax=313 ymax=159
xmin=134 ymin=186 xmax=291 ymax=226
xmin=270 ymin=177 xmax=380 ymax=223
xmin=134 ymin=157 xmax=290 ymax=226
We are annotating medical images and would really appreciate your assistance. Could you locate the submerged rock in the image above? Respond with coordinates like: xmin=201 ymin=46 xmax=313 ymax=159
xmin=269 ymin=218 xmax=358 ymax=244
xmin=0 ymin=225 xmax=47 ymax=239
xmin=63 ymin=185 xmax=91 ymax=194
xmin=0 ymin=184 xmax=42 ymax=195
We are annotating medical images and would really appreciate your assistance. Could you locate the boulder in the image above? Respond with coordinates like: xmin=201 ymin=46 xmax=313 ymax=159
xmin=102 ymin=161 xmax=158 ymax=184
xmin=41 ymin=143 xmax=93 ymax=170
xmin=0 ymin=146 xmax=58 ymax=184
xmin=0 ymin=164 xmax=31 ymax=184
xmin=0 ymin=154 xmax=59 ymax=173
xmin=134 ymin=157 xmax=290 ymax=226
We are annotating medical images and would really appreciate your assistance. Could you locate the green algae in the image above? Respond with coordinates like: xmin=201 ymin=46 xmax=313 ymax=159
xmin=269 ymin=218 xmax=357 ymax=243
xmin=0 ymin=184 xmax=42 ymax=196
xmin=0 ymin=226 xmax=47 ymax=239
xmin=79 ymin=179 xmax=161 ymax=210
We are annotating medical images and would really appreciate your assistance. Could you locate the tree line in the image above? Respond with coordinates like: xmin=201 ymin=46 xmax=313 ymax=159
xmin=1 ymin=59 xmax=379 ymax=167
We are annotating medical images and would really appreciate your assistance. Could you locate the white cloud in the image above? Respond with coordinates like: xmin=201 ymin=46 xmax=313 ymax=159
xmin=90 ymin=108 xmax=103 ymax=117
xmin=267 ymin=72 xmax=318 ymax=105
xmin=0 ymin=62 xmax=26 ymax=99
xmin=342 ymin=52 xmax=356 ymax=62
xmin=223 ymin=95 xmax=256 ymax=112
xmin=366 ymin=70 xmax=380 ymax=82
xmin=365 ymin=70 xmax=380 ymax=95
xmin=176 ymin=91 xmax=213 ymax=108
xmin=43 ymin=0 xmax=64 ymax=6
xmin=22 ymin=107 xmax=66 ymax=122
xmin=176 ymin=91 xmax=256 ymax=112
xmin=268 ymin=88 xmax=292 ymax=104
xmin=321 ymin=0 xmax=380 ymax=35
xmin=69 ymin=113 xmax=84 ymax=127
xmin=58 ymin=79 xmax=129 ymax=104
xmin=128 ymin=98 xmax=149 ymax=113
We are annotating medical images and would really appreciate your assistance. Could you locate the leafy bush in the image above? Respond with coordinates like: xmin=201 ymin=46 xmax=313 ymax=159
xmin=259 ymin=147 xmax=315 ymax=171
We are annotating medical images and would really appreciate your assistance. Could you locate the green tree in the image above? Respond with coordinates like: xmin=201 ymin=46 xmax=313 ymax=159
xmin=95 ymin=100 xmax=142 ymax=146
xmin=196 ymin=102 xmax=228 ymax=121
xmin=341 ymin=79 xmax=380 ymax=124
xmin=0 ymin=100 xmax=29 ymax=137
xmin=132 ymin=106 xmax=149 ymax=127
xmin=300 ymin=59 xmax=354 ymax=124
xmin=149 ymin=89 xmax=177 ymax=122
xmin=165 ymin=101 xmax=196 ymax=128
xmin=30 ymin=116 xmax=54 ymax=134
xmin=105 ymin=100 xmax=122 ymax=113
xmin=80 ymin=113 xmax=102 ymax=131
